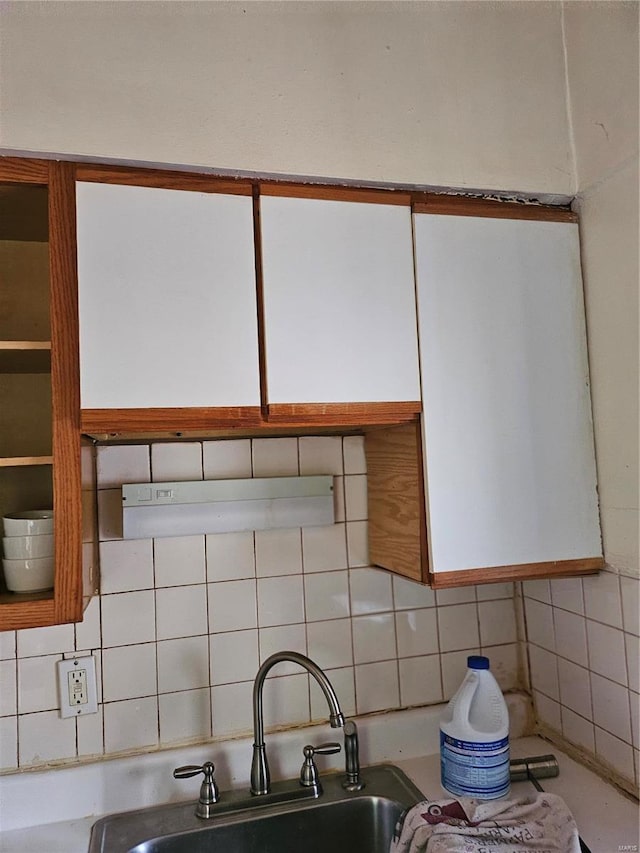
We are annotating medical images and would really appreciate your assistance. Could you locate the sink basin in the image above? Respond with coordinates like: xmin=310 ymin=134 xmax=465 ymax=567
xmin=88 ymin=764 xmax=423 ymax=853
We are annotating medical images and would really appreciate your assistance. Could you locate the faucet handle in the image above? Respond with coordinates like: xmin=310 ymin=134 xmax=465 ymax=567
xmin=173 ymin=761 xmax=219 ymax=818
xmin=300 ymin=741 xmax=341 ymax=789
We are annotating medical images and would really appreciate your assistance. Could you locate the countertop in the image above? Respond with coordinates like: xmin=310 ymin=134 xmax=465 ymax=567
xmin=0 ymin=735 xmax=637 ymax=853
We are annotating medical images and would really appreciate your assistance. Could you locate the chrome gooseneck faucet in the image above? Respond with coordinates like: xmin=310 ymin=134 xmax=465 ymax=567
xmin=250 ymin=651 xmax=345 ymax=796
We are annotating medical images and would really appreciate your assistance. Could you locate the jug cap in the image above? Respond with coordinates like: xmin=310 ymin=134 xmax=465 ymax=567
xmin=467 ymin=655 xmax=490 ymax=670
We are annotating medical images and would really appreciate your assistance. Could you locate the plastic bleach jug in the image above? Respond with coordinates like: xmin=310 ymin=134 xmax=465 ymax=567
xmin=440 ymin=655 xmax=510 ymax=799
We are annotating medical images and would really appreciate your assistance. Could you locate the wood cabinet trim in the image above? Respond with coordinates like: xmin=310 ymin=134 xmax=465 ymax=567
xmin=260 ymin=183 xmax=412 ymax=206
xmin=413 ymin=197 xmax=577 ymax=223
xmin=266 ymin=402 xmax=422 ymax=427
xmin=81 ymin=406 xmax=265 ymax=433
xmin=0 ymin=158 xmax=49 ymax=184
xmin=429 ymin=557 xmax=603 ymax=588
xmin=49 ymin=161 xmax=84 ymax=624
xmin=0 ymin=596 xmax=57 ymax=630
xmin=75 ymin=164 xmax=253 ymax=196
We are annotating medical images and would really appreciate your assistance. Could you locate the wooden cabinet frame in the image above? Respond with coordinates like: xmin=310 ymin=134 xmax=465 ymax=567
xmin=0 ymin=158 xmax=94 ymax=630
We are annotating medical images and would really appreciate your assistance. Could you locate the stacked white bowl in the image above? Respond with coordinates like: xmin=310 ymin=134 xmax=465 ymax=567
xmin=2 ymin=510 xmax=54 ymax=593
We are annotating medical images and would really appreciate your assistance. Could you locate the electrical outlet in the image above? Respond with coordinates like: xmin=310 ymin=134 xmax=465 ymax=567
xmin=57 ymin=656 xmax=98 ymax=718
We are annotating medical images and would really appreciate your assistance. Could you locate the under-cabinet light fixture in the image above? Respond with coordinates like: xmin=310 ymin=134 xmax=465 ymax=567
xmin=121 ymin=476 xmax=335 ymax=539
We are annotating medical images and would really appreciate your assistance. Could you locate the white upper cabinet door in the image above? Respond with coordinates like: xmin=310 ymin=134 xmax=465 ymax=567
xmin=260 ymin=195 xmax=421 ymax=405
xmin=414 ymin=213 xmax=602 ymax=575
xmin=76 ymin=182 xmax=260 ymax=409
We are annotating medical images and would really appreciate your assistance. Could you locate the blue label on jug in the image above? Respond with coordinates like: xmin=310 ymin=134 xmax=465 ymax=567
xmin=440 ymin=731 xmax=510 ymax=798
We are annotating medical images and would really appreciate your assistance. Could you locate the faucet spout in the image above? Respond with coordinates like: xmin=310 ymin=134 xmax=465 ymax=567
xmin=250 ymin=651 xmax=345 ymax=796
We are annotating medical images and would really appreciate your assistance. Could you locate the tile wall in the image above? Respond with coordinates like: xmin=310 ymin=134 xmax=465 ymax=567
xmin=0 ymin=435 xmax=519 ymax=771
xmin=523 ymin=570 xmax=639 ymax=792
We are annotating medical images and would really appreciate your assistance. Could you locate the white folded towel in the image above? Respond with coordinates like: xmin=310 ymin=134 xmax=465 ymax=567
xmin=390 ymin=792 xmax=582 ymax=853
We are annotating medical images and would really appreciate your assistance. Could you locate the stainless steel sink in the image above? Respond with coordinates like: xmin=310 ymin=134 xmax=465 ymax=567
xmin=88 ymin=764 xmax=423 ymax=853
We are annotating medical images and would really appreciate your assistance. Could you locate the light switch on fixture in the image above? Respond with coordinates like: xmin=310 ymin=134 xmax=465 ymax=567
xmin=57 ymin=655 xmax=99 ymax=718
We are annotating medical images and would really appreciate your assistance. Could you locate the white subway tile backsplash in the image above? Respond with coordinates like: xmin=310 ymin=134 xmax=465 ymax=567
xmin=159 ymin=688 xmax=211 ymax=745
xmin=630 ymin=691 xmax=639 ymax=748
xmin=550 ymin=577 xmax=584 ymax=614
xmin=396 ymin=609 xmax=439 ymax=658
xmin=206 ymin=531 xmax=255 ymax=582
xmin=625 ymin=634 xmax=639 ymax=693
xmin=583 ymin=570 xmax=623 ymax=629
xmin=524 ymin=599 xmax=555 ymax=653
xmin=352 ymin=613 xmax=396 ymax=664
xmin=97 ymin=489 xmax=124 ymax=540
xmin=211 ymin=681 xmax=254 ymax=737
xmin=100 ymin=538 xmax=154 ymax=593
xmin=478 ymin=599 xmax=517 ymax=647
xmin=252 ymin=437 xmax=298 ymax=477
xmin=151 ymin=442 xmax=202 ymax=482
xmin=343 ymin=436 xmax=367 ymax=475
xmin=17 ymin=623 xmax=74 ymax=658
xmin=210 ymin=630 xmax=259 ymax=686
xmin=435 ymin=587 xmax=476 ymax=606
xmin=17 ymin=655 xmax=59 ymax=714
xmin=349 ymin=567 xmax=393 ymax=615
xmin=528 ymin=645 xmax=560 ymax=701
xmin=74 ymin=596 xmax=101 ymax=652
xmin=156 ymin=585 xmax=208 ymax=640
xmin=476 ymin=582 xmax=513 ymax=601
xmin=333 ymin=476 xmax=346 ymax=523
xmin=97 ymin=444 xmax=150 ymax=489
xmin=302 ymin=524 xmax=348 ymax=573
xmin=298 ymin=436 xmax=344 ymax=475
xmin=155 ymin=535 xmax=206 ymax=587
xmin=102 ymin=643 xmax=157 ymax=702
xmin=533 ymin=690 xmax=562 ymax=731
xmin=255 ymin=528 xmax=302 ymax=577
xmin=0 ymin=716 xmax=17 ymax=769
xmin=18 ymin=710 xmax=76 ymax=766
xmin=77 ymin=706 xmax=104 ymax=758
xmin=157 ymin=636 xmax=210 ymax=693
xmin=591 ymin=673 xmax=632 ymax=743
xmin=306 ymin=619 xmax=353 ymax=670
xmin=398 ymin=654 xmax=442 ymax=707
xmin=558 ymin=658 xmax=592 ymax=716
xmin=344 ymin=475 xmax=368 ymax=521
xmin=262 ymin=672 xmax=310 ymax=729
xmin=258 ymin=624 xmax=307 ymax=672
xmin=355 ymin=660 xmax=399 ymax=714
xmin=0 ymin=631 xmax=16 ymax=660
xmin=101 ymin=590 xmax=156 ymax=648
xmin=393 ymin=575 xmax=436 ymax=610
xmin=561 ymin=706 xmax=595 ymax=753
xmin=0 ymin=660 xmax=16 ymax=717
xmin=346 ymin=521 xmax=368 ymax=568
xmin=487 ymin=644 xmax=519 ymax=692
xmin=595 ymin=727 xmax=635 ymax=782
xmin=553 ymin=608 xmax=588 ymax=667
xmin=203 ymin=439 xmax=252 ymax=479
xmin=586 ymin=620 xmax=628 ymax=685
xmin=620 ymin=575 xmax=640 ymax=636
xmin=522 ymin=579 xmax=551 ymax=603
xmin=437 ymin=603 xmax=479 ymax=653
xmin=208 ymin=579 xmax=257 ymax=633
xmin=257 ymin=576 xmax=304 ymax=628
xmin=103 ymin=697 xmax=158 ymax=754
xmin=304 ymin=571 xmax=350 ymax=622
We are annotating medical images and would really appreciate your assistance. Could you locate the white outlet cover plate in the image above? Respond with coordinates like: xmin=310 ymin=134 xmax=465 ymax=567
xmin=57 ymin=655 xmax=99 ymax=718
